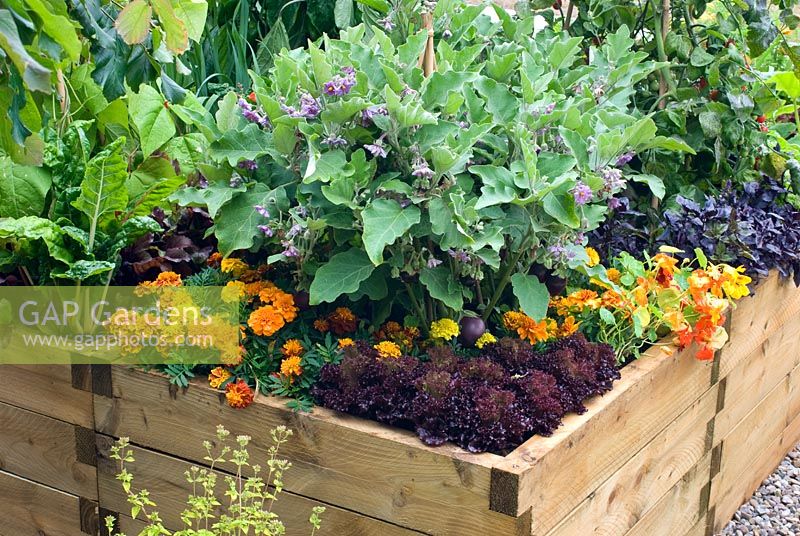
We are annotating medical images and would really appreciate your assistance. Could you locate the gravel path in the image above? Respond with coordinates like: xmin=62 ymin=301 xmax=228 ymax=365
xmin=719 ymin=446 xmax=800 ymax=535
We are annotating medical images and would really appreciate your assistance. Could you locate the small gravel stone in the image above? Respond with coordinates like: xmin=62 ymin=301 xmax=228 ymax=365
xmin=719 ymin=445 xmax=800 ymax=535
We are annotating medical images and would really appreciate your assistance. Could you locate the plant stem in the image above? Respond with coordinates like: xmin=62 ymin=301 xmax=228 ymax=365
xmin=651 ymin=0 xmax=675 ymax=108
xmin=404 ymin=281 xmax=429 ymax=336
xmin=481 ymin=238 xmax=532 ymax=323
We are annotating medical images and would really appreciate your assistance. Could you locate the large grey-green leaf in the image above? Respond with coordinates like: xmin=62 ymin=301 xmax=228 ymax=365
xmin=0 ymin=155 xmax=52 ymax=217
xmin=361 ymin=199 xmax=421 ymax=265
xmin=210 ymin=123 xmax=273 ymax=166
xmin=510 ymin=273 xmax=549 ymax=321
xmin=420 ymin=266 xmax=463 ymax=311
xmin=543 ymin=192 xmax=580 ymax=228
xmin=169 ymin=180 xmax=246 ymax=218
xmin=213 ymin=183 xmax=288 ymax=256
xmin=310 ymin=248 xmax=376 ymax=305
xmin=472 ymin=165 xmax=517 ymax=209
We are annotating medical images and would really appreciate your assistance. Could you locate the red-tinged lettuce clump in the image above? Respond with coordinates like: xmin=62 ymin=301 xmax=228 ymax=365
xmin=312 ymin=334 xmax=619 ymax=453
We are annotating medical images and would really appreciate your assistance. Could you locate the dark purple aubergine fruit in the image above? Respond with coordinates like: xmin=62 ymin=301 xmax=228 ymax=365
xmin=545 ymin=275 xmax=567 ymax=296
xmin=459 ymin=316 xmax=486 ymax=347
xmin=530 ymin=263 xmax=549 ymax=280
xmin=293 ymin=291 xmax=310 ymax=311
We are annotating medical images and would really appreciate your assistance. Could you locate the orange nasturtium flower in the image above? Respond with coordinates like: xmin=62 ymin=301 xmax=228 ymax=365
xmin=225 ymin=380 xmax=254 ymax=409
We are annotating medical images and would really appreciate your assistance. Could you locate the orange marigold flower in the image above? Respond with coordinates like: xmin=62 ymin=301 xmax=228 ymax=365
xmin=281 ymin=338 xmax=304 ymax=357
xmin=559 ymin=316 xmax=580 ymax=336
xmin=517 ymin=316 xmax=551 ymax=344
xmin=272 ymin=292 xmax=298 ymax=323
xmin=314 ymin=318 xmax=330 ymax=332
xmin=606 ymin=268 xmax=621 ymax=284
xmin=225 ymin=380 xmax=254 ymax=409
xmin=329 ymin=307 xmax=357 ymax=335
xmin=338 ymin=338 xmax=355 ymax=349
xmin=221 ymin=344 xmax=246 ymax=366
xmin=280 ymin=355 xmax=303 ymax=377
xmin=567 ymin=289 xmax=601 ymax=309
xmin=208 ymin=367 xmax=232 ymax=389
xmin=207 ymin=252 xmax=223 ymax=267
xmin=374 ymin=341 xmax=402 ymax=359
xmin=248 ymin=305 xmax=285 ymax=337
xmin=503 ymin=311 xmax=529 ymax=331
xmin=239 ymin=269 xmax=262 ymax=284
xmin=258 ymin=284 xmax=283 ymax=304
xmin=220 ymin=258 xmax=249 ymax=278
xmin=153 ymin=271 xmax=183 ymax=286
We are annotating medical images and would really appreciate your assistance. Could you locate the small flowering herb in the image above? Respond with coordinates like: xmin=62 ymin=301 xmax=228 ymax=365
xmin=571 ymin=181 xmax=594 ymax=205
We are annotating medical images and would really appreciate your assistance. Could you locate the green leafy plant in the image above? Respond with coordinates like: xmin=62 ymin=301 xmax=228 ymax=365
xmin=105 ymin=425 xmax=325 ymax=535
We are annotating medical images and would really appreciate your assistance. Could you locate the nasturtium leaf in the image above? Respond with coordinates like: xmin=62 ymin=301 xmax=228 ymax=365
xmin=420 ymin=266 xmax=463 ymax=311
xmin=114 ymin=0 xmax=152 ymax=45
xmin=309 ymin=248 xmax=376 ymax=305
xmin=213 ymin=183 xmax=288 ymax=256
xmin=129 ymin=84 xmax=176 ymax=157
xmin=0 ymin=155 xmax=52 ymax=218
xmin=599 ymin=307 xmax=616 ymax=326
xmin=510 ymin=273 xmax=550 ymax=321
xmin=361 ymin=199 xmax=421 ymax=265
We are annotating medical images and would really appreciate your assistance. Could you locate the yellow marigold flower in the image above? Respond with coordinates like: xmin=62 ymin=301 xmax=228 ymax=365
xmin=281 ymin=339 xmax=304 ymax=357
xmin=606 ymin=268 xmax=621 ymax=283
xmin=338 ymin=338 xmax=355 ymax=349
xmin=225 ymin=380 xmax=254 ymax=409
xmin=430 ymin=318 xmax=460 ymax=340
xmin=221 ymin=280 xmax=246 ymax=303
xmin=221 ymin=258 xmax=249 ymax=278
xmin=374 ymin=340 xmax=402 ymax=359
xmin=475 ymin=332 xmax=497 ymax=349
xmin=559 ymin=316 xmax=580 ymax=336
xmin=272 ymin=292 xmax=298 ymax=323
xmin=585 ymin=246 xmax=600 ymax=267
xmin=280 ymin=355 xmax=303 ymax=377
xmin=247 ymin=305 xmax=285 ymax=337
xmin=314 ymin=318 xmax=330 ymax=332
xmin=208 ymin=367 xmax=231 ymax=389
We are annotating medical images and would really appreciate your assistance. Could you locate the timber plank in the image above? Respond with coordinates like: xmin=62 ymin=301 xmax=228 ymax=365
xmin=0 ymin=469 xmax=95 ymax=536
xmin=543 ymin=383 xmax=719 ymax=536
xmin=491 ymin=342 xmax=712 ymax=529
xmin=96 ymin=435 xmax=427 ymax=536
xmin=0 ymin=365 xmax=93 ymax=427
xmin=0 ymin=401 xmax=97 ymax=499
xmin=624 ymin=453 xmax=712 ymax=536
xmin=93 ymin=367 xmax=525 ymax=536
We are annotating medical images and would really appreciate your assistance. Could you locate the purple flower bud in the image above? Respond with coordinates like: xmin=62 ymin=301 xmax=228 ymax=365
xmin=378 ymin=16 xmax=395 ymax=31
xmin=600 ymin=167 xmax=625 ymax=192
xmin=238 ymin=159 xmax=258 ymax=171
xmin=571 ymin=181 xmax=593 ymax=205
xmin=412 ymin=159 xmax=434 ymax=179
xmin=258 ymin=225 xmax=274 ymax=237
xmin=400 ymin=86 xmax=418 ymax=98
xmin=615 ymin=151 xmax=635 ymax=167
xmin=254 ymin=205 xmax=270 ymax=218
xmin=287 ymin=223 xmax=302 ymax=238
xmin=197 ymin=175 xmax=209 ymax=188
xmin=298 ymin=93 xmax=321 ymax=118
xmin=230 ymin=175 xmax=243 ymax=188
xmin=427 ymin=257 xmax=443 ymax=268
xmin=322 ymin=134 xmax=348 ymax=149
xmin=364 ymin=142 xmax=388 ymax=158
xmin=296 ymin=205 xmax=308 ymax=218
xmin=361 ymin=105 xmax=388 ymax=126
xmin=443 ymin=29 xmax=453 ymax=39
xmin=448 ymin=249 xmax=470 ymax=262
xmin=544 ymin=102 xmax=556 ymax=114
xmin=281 ymin=241 xmax=300 ymax=258
xmin=458 ymin=121 xmax=469 ymax=129
xmin=607 ymin=197 xmax=622 ymax=210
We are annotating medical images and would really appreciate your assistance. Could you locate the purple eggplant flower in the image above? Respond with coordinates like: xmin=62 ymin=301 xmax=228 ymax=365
xmin=412 ymin=159 xmax=434 ymax=179
xmin=448 ymin=249 xmax=471 ymax=263
xmin=281 ymin=241 xmax=300 ymax=258
xmin=287 ymin=223 xmax=302 ymax=238
xmin=400 ymin=86 xmax=418 ymax=98
xmin=323 ymin=68 xmax=356 ymax=97
xmin=427 ymin=257 xmax=443 ymax=268
xmin=299 ymin=93 xmax=321 ymax=118
xmin=258 ymin=225 xmax=274 ymax=237
xmin=296 ymin=205 xmax=308 ymax=218
xmin=571 ymin=181 xmax=593 ymax=205
xmin=361 ymin=105 xmax=388 ymax=125
xmin=230 ymin=175 xmax=243 ymax=188
xmin=322 ymin=134 xmax=348 ymax=149
xmin=364 ymin=141 xmax=388 ymax=158
xmin=238 ymin=159 xmax=258 ymax=171
xmin=600 ymin=167 xmax=625 ymax=192
xmin=615 ymin=151 xmax=635 ymax=167
xmin=378 ymin=16 xmax=395 ymax=31
xmin=544 ymin=102 xmax=556 ymax=114
xmin=254 ymin=205 xmax=270 ymax=218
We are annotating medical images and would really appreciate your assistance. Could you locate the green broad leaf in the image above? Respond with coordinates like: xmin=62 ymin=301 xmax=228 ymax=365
xmin=599 ymin=307 xmax=616 ymax=326
xmin=73 ymin=138 xmax=129 ymax=243
xmin=385 ymin=87 xmax=438 ymax=128
xmin=129 ymin=84 xmax=176 ymax=158
xmin=348 ymin=265 xmax=389 ymax=301
xmin=213 ymin=183 xmax=288 ymax=256
xmin=127 ymin=155 xmax=177 ymax=200
xmin=209 ymin=123 xmax=272 ymax=166
xmin=694 ymin=247 xmax=708 ymax=269
xmin=543 ymin=192 xmax=580 ymax=228
xmin=173 ymin=0 xmax=208 ymax=42
xmin=699 ymin=111 xmax=721 ymax=138
xmin=420 ymin=266 xmax=463 ymax=311
xmin=397 ymin=30 xmax=428 ymax=68
xmin=0 ymin=10 xmax=51 ymax=93
xmin=631 ymin=174 xmax=665 ymax=200
xmin=169 ymin=180 xmax=246 ymax=219
xmin=128 ymin=175 xmax=185 ymax=217
xmin=151 ymin=0 xmax=189 ymax=54
xmin=309 ymin=248 xmax=376 ymax=305
xmin=334 ymin=0 xmax=353 ymax=29
xmin=304 ymin=149 xmax=347 ymax=183
xmin=549 ymin=36 xmax=582 ymax=70
xmin=0 ymin=155 xmax=52 ymax=218
xmin=510 ymin=273 xmax=549 ymax=321
xmin=689 ymin=47 xmax=715 ymax=67
xmin=356 ymin=0 xmax=389 ymax=12
xmin=52 ymin=260 xmax=115 ymax=281
xmin=473 ymin=76 xmax=518 ymax=123
xmin=23 ymin=0 xmax=81 ymax=61
xmin=557 ymin=128 xmax=588 ymax=169
xmin=0 ymin=216 xmax=73 ymax=266
xmin=422 ymin=71 xmax=478 ymax=108
xmin=472 ymin=165 xmax=517 ymax=210
xmin=215 ymin=92 xmax=245 ymax=133
xmin=769 ymin=71 xmax=800 ymax=100
xmin=114 ymin=0 xmax=152 ymax=45
xmin=642 ymin=136 xmax=696 ymax=154
xmin=361 ymin=199 xmax=421 ymax=265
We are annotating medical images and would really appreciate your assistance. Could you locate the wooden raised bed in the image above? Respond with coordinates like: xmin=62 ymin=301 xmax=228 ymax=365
xmin=2 ymin=271 xmax=800 ymax=536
